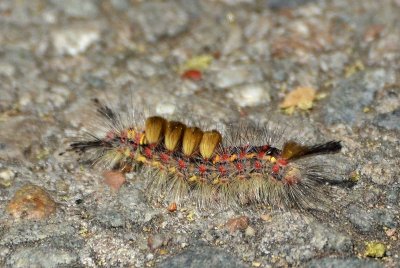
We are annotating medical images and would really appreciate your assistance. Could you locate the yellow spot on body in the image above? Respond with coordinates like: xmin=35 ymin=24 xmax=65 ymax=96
xmin=135 ymin=154 xmax=147 ymax=163
xmin=212 ymin=178 xmax=220 ymax=185
xmin=263 ymin=155 xmax=273 ymax=162
xmin=151 ymin=161 xmax=161 ymax=168
xmin=270 ymin=157 xmax=277 ymax=163
xmin=229 ymin=154 xmax=238 ymax=162
xmin=168 ymin=167 xmax=176 ymax=173
xmin=188 ymin=175 xmax=197 ymax=182
xmin=126 ymin=129 xmax=136 ymax=139
xmin=246 ymin=153 xmax=256 ymax=159
xmin=123 ymin=148 xmax=131 ymax=157
xmin=213 ymin=155 xmax=221 ymax=163
xmin=139 ymin=133 xmax=146 ymax=145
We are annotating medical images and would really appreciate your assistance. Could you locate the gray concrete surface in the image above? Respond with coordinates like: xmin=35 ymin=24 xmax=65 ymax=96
xmin=0 ymin=0 xmax=399 ymax=267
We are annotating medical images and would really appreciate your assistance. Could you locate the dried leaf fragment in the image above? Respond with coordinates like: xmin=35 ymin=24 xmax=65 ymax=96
xmin=181 ymin=69 xmax=202 ymax=81
xmin=364 ymin=242 xmax=386 ymax=258
xmin=167 ymin=202 xmax=177 ymax=212
xmin=280 ymin=86 xmax=316 ymax=113
xmin=180 ymin=55 xmax=213 ymax=72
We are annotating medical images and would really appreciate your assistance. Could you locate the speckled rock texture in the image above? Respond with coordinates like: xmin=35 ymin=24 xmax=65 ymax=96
xmin=0 ymin=0 xmax=399 ymax=267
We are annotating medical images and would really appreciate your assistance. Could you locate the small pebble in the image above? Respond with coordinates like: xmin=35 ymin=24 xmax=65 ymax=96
xmin=167 ymin=202 xmax=177 ymax=212
xmin=385 ymin=228 xmax=396 ymax=237
xmin=0 ymin=168 xmax=15 ymax=188
xmin=0 ymin=62 xmax=16 ymax=77
xmin=148 ymin=234 xmax=165 ymax=250
xmin=225 ymin=216 xmax=249 ymax=233
xmin=50 ymin=0 xmax=99 ymax=18
xmin=245 ymin=226 xmax=256 ymax=237
xmin=260 ymin=214 xmax=272 ymax=222
xmin=52 ymin=26 xmax=100 ymax=56
xmin=228 ymin=84 xmax=271 ymax=107
xmin=7 ymin=184 xmax=56 ymax=220
xmin=137 ymin=2 xmax=189 ymax=43
xmin=103 ymin=171 xmax=126 ymax=191
xmin=212 ymin=65 xmax=264 ymax=89
xmin=156 ymin=102 xmax=176 ymax=116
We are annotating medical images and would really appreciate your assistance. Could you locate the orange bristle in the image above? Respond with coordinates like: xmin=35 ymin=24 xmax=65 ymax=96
xmin=165 ymin=121 xmax=186 ymax=151
xmin=182 ymin=127 xmax=203 ymax=156
xmin=281 ymin=141 xmax=308 ymax=160
xmin=145 ymin=116 xmax=167 ymax=144
xmin=200 ymin=130 xmax=222 ymax=159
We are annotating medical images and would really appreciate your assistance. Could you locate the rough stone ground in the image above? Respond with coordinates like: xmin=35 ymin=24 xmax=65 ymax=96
xmin=0 ymin=0 xmax=399 ymax=267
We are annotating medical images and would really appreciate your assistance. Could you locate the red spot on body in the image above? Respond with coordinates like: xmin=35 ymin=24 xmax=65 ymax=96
xmin=106 ymin=131 xmax=115 ymax=141
xmin=277 ymin=158 xmax=288 ymax=166
xmin=160 ymin=153 xmax=169 ymax=163
xmin=239 ymin=151 xmax=247 ymax=159
xmin=221 ymin=153 xmax=230 ymax=162
xmin=134 ymin=133 xmax=142 ymax=144
xmin=144 ymin=147 xmax=153 ymax=158
xmin=178 ymin=159 xmax=187 ymax=169
xmin=181 ymin=69 xmax=202 ymax=81
xmin=257 ymin=151 xmax=265 ymax=158
xmin=120 ymin=131 xmax=127 ymax=143
xmin=272 ymin=164 xmax=280 ymax=173
xmin=262 ymin=145 xmax=270 ymax=151
xmin=198 ymin=164 xmax=207 ymax=175
xmin=218 ymin=165 xmax=227 ymax=175
xmin=254 ymin=161 xmax=263 ymax=170
xmin=283 ymin=176 xmax=299 ymax=185
xmin=236 ymin=162 xmax=244 ymax=172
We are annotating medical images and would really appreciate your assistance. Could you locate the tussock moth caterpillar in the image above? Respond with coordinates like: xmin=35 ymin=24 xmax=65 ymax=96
xmin=70 ymin=100 xmax=344 ymax=211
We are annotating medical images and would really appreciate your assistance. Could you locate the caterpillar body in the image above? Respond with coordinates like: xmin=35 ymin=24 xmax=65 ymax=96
xmin=70 ymin=102 xmax=343 ymax=211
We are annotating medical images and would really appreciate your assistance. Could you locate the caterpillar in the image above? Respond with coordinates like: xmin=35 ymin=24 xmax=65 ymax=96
xmin=70 ymin=101 xmax=343 ymax=211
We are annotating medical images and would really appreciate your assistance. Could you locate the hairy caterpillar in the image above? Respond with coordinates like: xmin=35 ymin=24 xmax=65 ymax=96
xmin=70 ymin=100 xmax=343 ymax=211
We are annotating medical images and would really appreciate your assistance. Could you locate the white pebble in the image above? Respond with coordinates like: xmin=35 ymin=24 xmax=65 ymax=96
xmin=156 ymin=102 xmax=176 ymax=116
xmin=52 ymin=26 xmax=100 ymax=56
xmin=228 ymin=84 xmax=270 ymax=107
xmin=212 ymin=65 xmax=264 ymax=89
